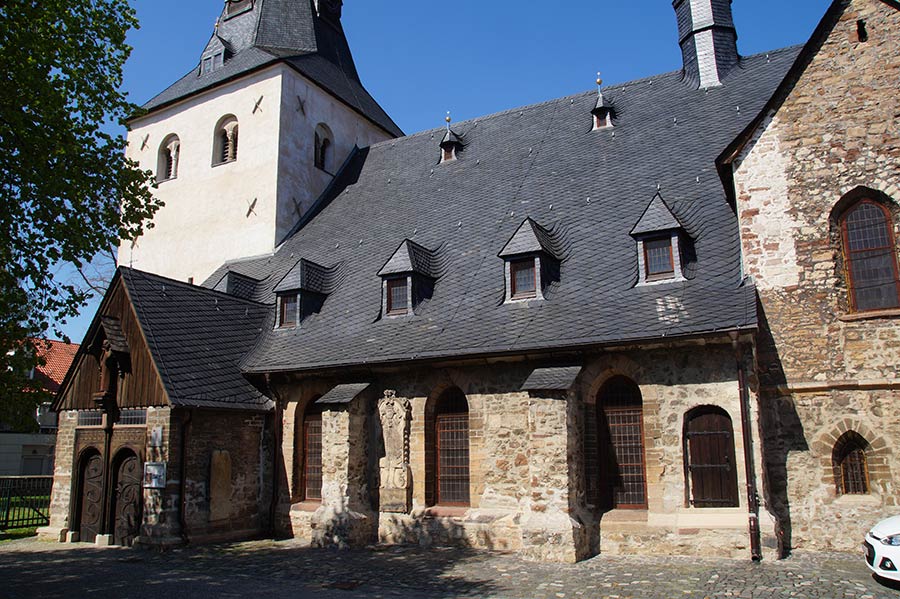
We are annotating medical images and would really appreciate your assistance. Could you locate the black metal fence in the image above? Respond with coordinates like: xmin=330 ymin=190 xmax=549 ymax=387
xmin=0 ymin=476 xmax=53 ymax=530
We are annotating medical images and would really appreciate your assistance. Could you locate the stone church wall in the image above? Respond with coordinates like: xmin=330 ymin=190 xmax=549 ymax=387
xmin=276 ymin=342 xmax=769 ymax=562
xmin=733 ymin=0 xmax=900 ymax=553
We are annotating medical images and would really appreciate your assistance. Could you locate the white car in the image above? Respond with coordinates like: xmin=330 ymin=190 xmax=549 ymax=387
xmin=865 ymin=516 xmax=900 ymax=582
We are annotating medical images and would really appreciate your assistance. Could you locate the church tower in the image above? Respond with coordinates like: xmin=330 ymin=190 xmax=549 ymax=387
xmin=120 ymin=0 xmax=401 ymax=284
xmin=673 ymin=0 xmax=740 ymax=88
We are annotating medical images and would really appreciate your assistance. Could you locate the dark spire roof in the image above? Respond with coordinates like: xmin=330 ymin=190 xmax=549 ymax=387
xmin=441 ymin=129 xmax=463 ymax=148
xmin=630 ymin=193 xmax=683 ymax=235
xmin=141 ymin=0 xmax=402 ymax=137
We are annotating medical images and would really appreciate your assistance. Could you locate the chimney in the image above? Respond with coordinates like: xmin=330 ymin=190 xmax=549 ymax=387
xmin=673 ymin=0 xmax=740 ymax=88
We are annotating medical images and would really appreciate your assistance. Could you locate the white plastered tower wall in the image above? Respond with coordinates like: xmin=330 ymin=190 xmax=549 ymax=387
xmin=119 ymin=64 xmax=393 ymax=284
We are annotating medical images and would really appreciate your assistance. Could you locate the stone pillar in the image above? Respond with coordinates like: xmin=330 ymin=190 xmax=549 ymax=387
xmin=519 ymin=391 xmax=591 ymax=563
xmin=38 ymin=411 xmax=77 ymax=542
xmin=136 ymin=406 xmax=182 ymax=547
xmin=310 ymin=395 xmax=374 ymax=548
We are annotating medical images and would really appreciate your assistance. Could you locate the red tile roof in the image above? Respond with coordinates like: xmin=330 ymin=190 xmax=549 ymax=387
xmin=33 ymin=339 xmax=80 ymax=394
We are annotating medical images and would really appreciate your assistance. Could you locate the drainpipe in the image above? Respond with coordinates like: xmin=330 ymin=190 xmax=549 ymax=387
xmin=731 ymin=331 xmax=762 ymax=561
xmin=178 ymin=409 xmax=193 ymax=544
xmin=266 ymin=374 xmax=283 ymax=538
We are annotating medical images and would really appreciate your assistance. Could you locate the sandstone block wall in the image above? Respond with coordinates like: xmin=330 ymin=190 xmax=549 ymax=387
xmin=733 ymin=0 xmax=900 ymax=553
xmin=41 ymin=410 xmax=77 ymax=540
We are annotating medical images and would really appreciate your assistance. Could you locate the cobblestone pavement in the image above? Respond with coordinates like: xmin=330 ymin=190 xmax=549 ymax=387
xmin=1 ymin=538 xmax=899 ymax=599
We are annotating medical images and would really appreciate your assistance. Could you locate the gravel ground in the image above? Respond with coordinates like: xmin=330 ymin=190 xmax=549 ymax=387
xmin=1 ymin=537 xmax=898 ymax=599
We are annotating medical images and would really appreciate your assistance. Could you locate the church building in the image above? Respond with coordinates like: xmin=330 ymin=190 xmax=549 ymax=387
xmin=41 ymin=0 xmax=899 ymax=564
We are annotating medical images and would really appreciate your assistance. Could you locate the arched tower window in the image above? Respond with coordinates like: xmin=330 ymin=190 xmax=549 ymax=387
xmin=833 ymin=431 xmax=870 ymax=495
xmin=597 ymin=376 xmax=647 ymax=510
xmin=300 ymin=399 xmax=323 ymax=502
xmin=314 ymin=123 xmax=333 ymax=172
xmin=684 ymin=406 xmax=739 ymax=508
xmin=840 ymin=200 xmax=900 ymax=312
xmin=157 ymin=135 xmax=180 ymax=182
xmin=213 ymin=115 xmax=239 ymax=165
xmin=426 ymin=387 xmax=470 ymax=506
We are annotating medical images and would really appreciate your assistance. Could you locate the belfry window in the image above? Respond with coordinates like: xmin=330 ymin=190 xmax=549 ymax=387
xmin=840 ymin=200 xmax=900 ymax=312
xmin=213 ymin=115 xmax=239 ymax=165
xmin=314 ymin=124 xmax=333 ymax=172
xmin=157 ymin=135 xmax=180 ymax=182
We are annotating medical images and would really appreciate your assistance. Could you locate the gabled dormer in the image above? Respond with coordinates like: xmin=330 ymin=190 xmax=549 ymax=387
xmin=274 ymin=259 xmax=344 ymax=328
xmin=378 ymin=240 xmax=442 ymax=317
xmin=630 ymin=193 xmax=688 ymax=285
xmin=499 ymin=219 xmax=563 ymax=302
xmin=592 ymin=74 xmax=614 ymax=130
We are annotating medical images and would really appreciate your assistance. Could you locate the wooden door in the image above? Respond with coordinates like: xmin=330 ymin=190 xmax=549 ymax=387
xmin=77 ymin=453 xmax=103 ymax=543
xmin=111 ymin=452 xmax=142 ymax=546
xmin=685 ymin=410 xmax=739 ymax=508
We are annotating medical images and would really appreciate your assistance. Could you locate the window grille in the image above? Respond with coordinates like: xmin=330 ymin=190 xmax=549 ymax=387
xmin=598 ymin=377 xmax=647 ymax=509
xmin=431 ymin=389 xmax=470 ymax=506
xmin=303 ymin=413 xmax=323 ymax=501
xmin=833 ymin=431 xmax=870 ymax=495
xmin=511 ymin=258 xmax=536 ymax=299
xmin=386 ymin=278 xmax=408 ymax=315
xmin=842 ymin=201 xmax=900 ymax=312
xmin=117 ymin=409 xmax=147 ymax=426
xmin=77 ymin=411 xmax=103 ymax=427
xmin=644 ymin=237 xmax=675 ymax=279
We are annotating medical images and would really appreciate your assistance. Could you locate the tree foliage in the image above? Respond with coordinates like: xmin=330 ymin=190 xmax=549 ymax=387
xmin=0 ymin=0 xmax=162 ymax=414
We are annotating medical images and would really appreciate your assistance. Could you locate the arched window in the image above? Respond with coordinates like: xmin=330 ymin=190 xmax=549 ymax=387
xmin=597 ymin=376 xmax=647 ymax=509
xmin=833 ymin=431 xmax=870 ymax=495
xmin=157 ymin=135 xmax=180 ymax=182
xmin=426 ymin=387 xmax=470 ymax=506
xmin=840 ymin=200 xmax=900 ymax=312
xmin=213 ymin=115 xmax=239 ymax=165
xmin=314 ymin=123 xmax=333 ymax=172
xmin=300 ymin=399 xmax=323 ymax=502
xmin=684 ymin=406 xmax=739 ymax=508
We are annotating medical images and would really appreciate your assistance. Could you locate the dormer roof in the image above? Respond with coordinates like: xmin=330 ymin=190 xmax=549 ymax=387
xmin=378 ymin=240 xmax=442 ymax=279
xmin=274 ymin=258 xmax=344 ymax=294
xmin=630 ymin=193 xmax=683 ymax=236
xmin=499 ymin=219 xmax=562 ymax=260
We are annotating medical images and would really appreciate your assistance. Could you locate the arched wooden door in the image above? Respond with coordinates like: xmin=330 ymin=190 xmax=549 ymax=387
xmin=684 ymin=408 xmax=739 ymax=508
xmin=110 ymin=450 xmax=142 ymax=546
xmin=76 ymin=451 xmax=103 ymax=543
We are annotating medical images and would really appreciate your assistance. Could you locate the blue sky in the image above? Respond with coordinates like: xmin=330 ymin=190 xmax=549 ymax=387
xmin=55 ymin=0 xmax=832 ymax=342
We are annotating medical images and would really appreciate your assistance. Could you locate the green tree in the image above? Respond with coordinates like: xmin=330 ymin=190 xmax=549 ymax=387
xmin=0 ymin=0 xmax=162 ymax=416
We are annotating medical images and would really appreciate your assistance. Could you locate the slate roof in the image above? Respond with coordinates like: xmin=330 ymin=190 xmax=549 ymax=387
xmin=499 ymin=219 xmax=564 ymax=260
xmin=521 ymin=366 xmax=583 ymax=391
xmin=630 ymin=193 xmax=684 ymax=236
xmin=378 ymin=240 xmax=443 ymax=278
xmin=121 ymin=268 xmax=273 ymax=411
xmin=316 ymin=383 xmax=371 ymax=405
xmin=140 ymin=0 xmax=402 ymax=138
xmin=198 ymin=46 xmax=800 ymax=376
xmin=274 ymin=258 xmax=345 ymax=294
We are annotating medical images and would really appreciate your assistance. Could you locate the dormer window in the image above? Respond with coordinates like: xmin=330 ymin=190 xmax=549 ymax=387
xmin=593 ymin=108 xmax=612 ymax=130
xmin=274 ymin=259 xmax=343 ymax=329
xmin=499 ymin=218 xmax=563 ymax=303
xmin=510 ymin=258 xmax=537 ymax=300
xmin=644 ymin=237 xmax=675 ymax=280
xmin=630 ymin=193 xmax=689 ymax=285
xmin=225 ymin=0 xmax=253 ymax=18
xmin=386 ymin=277 xmax=409 ymax=315
xmin=378 ymin=240 xmax=442 ymax=318
xmin=279 ymin=294 xmax=298 ymax=328
xmin=440 ymin=125 xmax=463 ymax=164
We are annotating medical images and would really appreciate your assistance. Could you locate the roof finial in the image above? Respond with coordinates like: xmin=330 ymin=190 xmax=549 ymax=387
xmin=596 ymin=71 xmax=603 ymax=90
xmin=214 ymin=17 xmax=220 ymax=34
xmin=445 ymin=111 xmax=452 ymax=131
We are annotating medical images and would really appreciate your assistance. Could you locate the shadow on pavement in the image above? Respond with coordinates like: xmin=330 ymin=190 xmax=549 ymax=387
xmin=1 ymin=540 xmax=502 ymax=599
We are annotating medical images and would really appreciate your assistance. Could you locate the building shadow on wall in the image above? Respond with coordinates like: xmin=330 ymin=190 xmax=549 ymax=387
xmin=0 ymin=539 xmax=503 ymax=599
xmin=756 ymin=302 xmax=808 ymax=558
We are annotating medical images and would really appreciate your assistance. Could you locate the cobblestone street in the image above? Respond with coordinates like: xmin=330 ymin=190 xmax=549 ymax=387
xmin=1 ymin=538 xmax=898 ymax=598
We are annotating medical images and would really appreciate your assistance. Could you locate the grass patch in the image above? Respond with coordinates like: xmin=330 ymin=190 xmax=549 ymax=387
xmin=0 ymin=527 xmax=38 ymax=543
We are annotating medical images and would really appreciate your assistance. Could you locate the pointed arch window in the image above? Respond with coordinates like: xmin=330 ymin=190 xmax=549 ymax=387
xmin=833 ymin=431 xmax=870 ymax=495
xmin=841 ymin=200 xmax=900 ymax=312
xmin=157 ymin=135 xmax=180 ymax=182
xmin=213 ymin=115 xmax=239 ymax=165
xmin=597 ymin=376 xmax=647 ymax=509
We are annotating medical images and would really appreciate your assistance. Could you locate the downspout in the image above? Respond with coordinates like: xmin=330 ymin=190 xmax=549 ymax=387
xmin=179 ymin=408 xmax=193 ymax=544
xmin=266 ymin=374 xmax=283 ymax=538
xmin=732 ymin=332 xmax=762 ymax=561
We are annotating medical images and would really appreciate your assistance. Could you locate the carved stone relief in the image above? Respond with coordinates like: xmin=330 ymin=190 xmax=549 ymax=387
xmin=378 ymin=391 xmax=411 ymax=513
